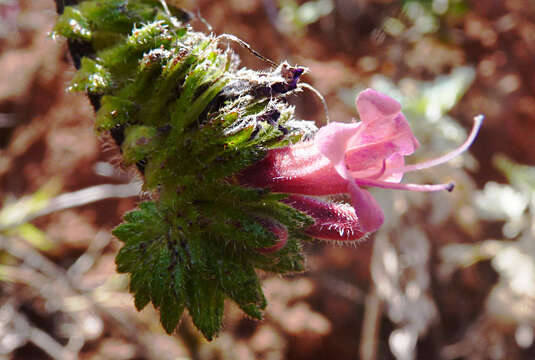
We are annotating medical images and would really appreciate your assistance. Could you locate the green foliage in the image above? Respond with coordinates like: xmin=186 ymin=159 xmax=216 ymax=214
xmin=55 ymin=0 xmax=316 ymax=339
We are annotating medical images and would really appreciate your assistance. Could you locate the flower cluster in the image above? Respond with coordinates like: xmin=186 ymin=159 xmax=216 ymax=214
xmin=54 ymin=0 xmax=483 ymax=339
xmin=242 ymin=89 xmax=483 ymax=243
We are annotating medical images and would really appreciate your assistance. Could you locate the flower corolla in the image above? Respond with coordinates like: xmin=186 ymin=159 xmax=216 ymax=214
xmin=242 ymin=89 xmax=483 ymax=241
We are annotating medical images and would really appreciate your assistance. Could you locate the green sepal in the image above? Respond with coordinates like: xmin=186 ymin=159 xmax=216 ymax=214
xmin=121 ymin=126 xmax=157 ymax=164
xmin=95 ymin=96 xmax=136 ymax=132
xmin=78 ymin=0 xmax=167 ymax=35
xmin=224 ymin=124 xmax=256 ymax=148
xmin=67 ymin=57 xmax=112 ymax=94
xmin=98 ymin=21 xmax=174 ymax=74
xmin=53 ymin=6 xmax=92 ymax=41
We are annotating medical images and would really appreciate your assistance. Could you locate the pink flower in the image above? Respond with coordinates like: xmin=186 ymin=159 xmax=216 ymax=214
xmin=242 ymin=89 xmax=483 ymax=242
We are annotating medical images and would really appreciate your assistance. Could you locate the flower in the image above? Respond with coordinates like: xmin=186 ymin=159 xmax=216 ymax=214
xmin=241 ymin=89 xmax=483 ymax=242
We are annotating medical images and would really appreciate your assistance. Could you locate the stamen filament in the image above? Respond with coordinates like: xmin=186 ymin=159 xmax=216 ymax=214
xmin=387 ymin=114 xmax=484 ymax=176
xmin=355 ymin=178 xmax=454 ymax=192
xmin=369 ymin=160 xmax=387 ymax=179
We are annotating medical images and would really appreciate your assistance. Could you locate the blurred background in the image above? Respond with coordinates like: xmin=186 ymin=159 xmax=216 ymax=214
xmin=1 ymin=0 xmax=535 ymax=359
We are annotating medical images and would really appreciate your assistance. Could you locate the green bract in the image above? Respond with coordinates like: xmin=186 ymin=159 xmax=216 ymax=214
xmin=54 ymin=0 xmax=316 ymax=340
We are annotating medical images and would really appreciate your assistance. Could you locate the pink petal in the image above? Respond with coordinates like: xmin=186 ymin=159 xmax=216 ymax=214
xmin=345 ymin=141 xmax=398 ymax=174
xmin=351 ymin=89 xmax=419 ymax=155
xmin=379 ymin=153 xmax=405 ymax=182
xmin=315 ymin=121 xmax=361 ymax=180
xmin=388 ymin=114 xmax=420 ymax=155
xmin=284 ymin=195 xmax=365 ymax=241
xmin=347 ymin=180 xmax=384 ymax=233
xmin=356 ymin=88 xmax=402 ymax=124
xmin=348 ymin=113 xmax=419 ymax=155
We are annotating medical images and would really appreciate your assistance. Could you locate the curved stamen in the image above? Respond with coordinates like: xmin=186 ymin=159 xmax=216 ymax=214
xmin=368 ymin=160 xmax=387 ymax=179
xmin=386 ymin=114 xmax=484 ymax=176
xmin=355 ymin=178 xmax=454 ymax=192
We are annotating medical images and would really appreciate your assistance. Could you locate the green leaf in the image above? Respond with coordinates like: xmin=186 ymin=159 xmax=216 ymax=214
xmin=160 ymin=293 xmax=185 ymax=334
xmin=217 ymin=259 xmax=266 ymax=320
xmin=186 ymin=276 xmax=225 ymax=341
xmin=130 ymin=266 xmax=151 ymax=311
xmin=252 ymin=236 xmax=307 ymax=274
xmin=133 ymin=283 xmax=151 ymax=311
xmin=149 ymin=245 xmax=171 ymax=308
xmin=114 ymin=202 xmax=170 ymax=312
